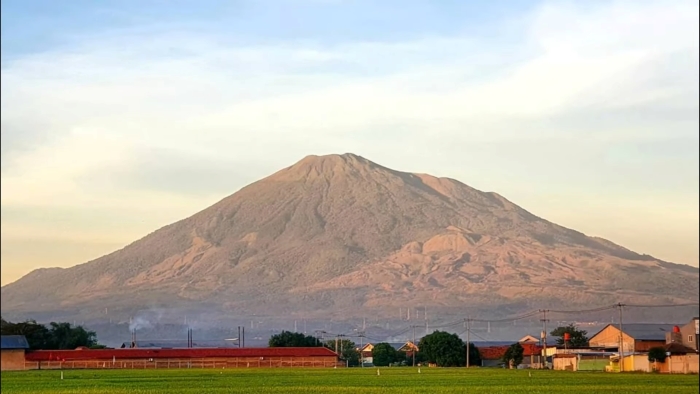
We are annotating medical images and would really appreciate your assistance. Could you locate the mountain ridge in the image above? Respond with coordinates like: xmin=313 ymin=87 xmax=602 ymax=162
xmin=2 ymin=153 xmax=697 ymax=322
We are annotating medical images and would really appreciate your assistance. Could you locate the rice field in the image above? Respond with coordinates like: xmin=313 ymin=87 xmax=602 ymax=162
xmin=2 ymin=367 xmax=698 ymax=394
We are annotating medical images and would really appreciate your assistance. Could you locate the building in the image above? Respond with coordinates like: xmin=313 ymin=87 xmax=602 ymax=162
xmin=478 ymin=343 xmax=543 ymax=368
xmin=615 ymin=343 xmax=699 ymax=374
xmin=1 ymin=335 xmax=30 ymax=371
xmin=659 ymin=342 xmax=699 ymax=374
xmin=357 ymin=341 xmax=418 ymax=365
xmin=678 ymin=317 xmax=699 ymax=351
xmin=552 ymin=354 xmax=578 ymax=371
xmin=23 ymin=347 xmax=339 ymax=370
xmin=518 ymin=335 xmax=540 ymax=344
xmin=588 ymin=323 xmax=680 ymax=353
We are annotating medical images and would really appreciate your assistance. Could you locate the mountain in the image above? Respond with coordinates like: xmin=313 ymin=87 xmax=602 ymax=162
xmin=2 ymin=153 xmax=698 ymax=323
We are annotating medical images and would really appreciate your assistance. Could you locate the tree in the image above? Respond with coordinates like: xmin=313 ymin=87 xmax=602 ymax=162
xmin=648 ymin=347 xmax=667 ymax=363
xmin=1 ymin=319 xmax=51 ymax=349
xmin=0 ymin=319 xmax=99 ymax=350
xmin=323 ymin=339 xmax=360 ymax=366
xmin=502 ymin=343 xmax=524 ymax=369
xmin=467 ymin=342 xmax=482 ymax=367
xmin=46 ymin=322 xmax=98 ymax=350
xmin=550 ymin=324 xmax=589 ymax=347
xmin=268 ymin=331 xmax=321 ymax=347
xmin=371 ymin=343 xmax=399 ymax=367
xmin=418 ymin=331 xmax=466 ymax=367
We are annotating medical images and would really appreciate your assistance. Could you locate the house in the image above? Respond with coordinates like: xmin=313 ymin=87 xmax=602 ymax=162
xmin=478 ymin=343 xmax=543 ymax=368
xmin=678 ymin=318 xmax=699 ymax=351
xmin=356 ymin=341 xmax=418 ymax=365
xmin=588 ymin=323 xmax=680 ymax=353
xmin=615 ymin=343 xmax=699 ymax=374
xmin=1 ymin=335 xmax=30 ymax=371
xmin=23 ymin=347 xmax=340 ymax=370
xmin=518 ymin=335 xmax=540 ymax=344
xmin=552 ymin=353 xmax=578 ymax=371
xmin=659 ymin=342 xmax=699 ymax=374
xmin=388 ymin=341 xmax=418 ymax=355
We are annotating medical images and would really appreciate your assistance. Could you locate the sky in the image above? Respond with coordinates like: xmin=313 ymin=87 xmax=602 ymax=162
xmin=1 ymin=0 xmax=698 ymax=286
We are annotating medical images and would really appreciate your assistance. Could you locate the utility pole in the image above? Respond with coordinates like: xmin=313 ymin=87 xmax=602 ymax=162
xmin=618 ymin=303 xmax=625 ymax=372
xmin=359 ymin=331 xmax=365 ymax=368
xmin=540 ymin=309 xmax=549 ymax=369
xmin=425 ymin=307 xmax=428 ymax=335
xmin=466 ymin=318 xmax=471 ymax=368
xmin=412 ymin=325 xmax=416 ymax=367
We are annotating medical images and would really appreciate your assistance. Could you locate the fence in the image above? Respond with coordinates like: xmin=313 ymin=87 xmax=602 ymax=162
xmin=25 ymin=357 xmax=342 ymax=370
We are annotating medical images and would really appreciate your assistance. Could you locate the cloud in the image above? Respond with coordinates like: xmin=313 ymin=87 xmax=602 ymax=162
xmin=79 ymin=147 xmax=262 ymax=196
xmin=1 ymin=0 xmax=698 ymax=282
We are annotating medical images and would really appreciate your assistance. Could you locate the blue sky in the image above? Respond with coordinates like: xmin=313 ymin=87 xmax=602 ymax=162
xmin=1 ymin=0 xmax=536 ymax=58
xmin=1 ymin=0 xmax=698 ymax=285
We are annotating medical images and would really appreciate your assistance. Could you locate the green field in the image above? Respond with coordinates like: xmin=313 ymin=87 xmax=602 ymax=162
xmin=2 ymin=368 xmax=698 ymax=394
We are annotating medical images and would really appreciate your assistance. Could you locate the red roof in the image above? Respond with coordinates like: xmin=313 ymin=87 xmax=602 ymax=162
xmin=25 ymin=347 xmax=338 ymax=362
xmin=478 ymin=344 xmax=542 ymax=360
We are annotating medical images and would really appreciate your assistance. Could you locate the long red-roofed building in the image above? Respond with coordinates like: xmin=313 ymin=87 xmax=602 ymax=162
xmin=23 ymin=347 xmax=340 ymax=370
xmin=479 ymin=343 xmax=543 ymax=367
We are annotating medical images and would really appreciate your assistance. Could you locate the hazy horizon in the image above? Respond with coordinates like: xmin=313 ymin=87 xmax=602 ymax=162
xmin=2 ymin=0 xmax=698 ymax=286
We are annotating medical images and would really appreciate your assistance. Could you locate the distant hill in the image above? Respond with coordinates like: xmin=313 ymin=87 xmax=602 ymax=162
xmin=2 ymin=153 xmax=698 ymax=323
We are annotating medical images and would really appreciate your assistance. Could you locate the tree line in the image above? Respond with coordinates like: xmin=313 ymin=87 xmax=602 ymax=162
xmin=268 ymin=330 xmax=482 ymax=367
xmin=1 ymin=318 xmax=105 ymax=350
xmin=268 ymin=324 xmax=590 ymax=368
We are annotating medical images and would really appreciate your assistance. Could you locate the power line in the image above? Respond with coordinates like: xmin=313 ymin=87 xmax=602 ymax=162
xmin=331 ymin=302 xmax=697 ymax=344
xmin=548 ymin=305 xmax=618 ymax=314
xmin=624 ymin=303 xmax=699 ymax=308
xmin=470 ymin=310 xmax=540 ymax=323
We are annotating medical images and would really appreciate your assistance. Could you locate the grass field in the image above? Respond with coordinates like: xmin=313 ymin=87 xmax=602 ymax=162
xmin=2 ymin=368 xmax=698 ymax=394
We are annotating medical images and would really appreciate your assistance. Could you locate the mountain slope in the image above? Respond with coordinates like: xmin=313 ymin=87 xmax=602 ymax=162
xmin=2 ymin=153 xmax=697 ymax=321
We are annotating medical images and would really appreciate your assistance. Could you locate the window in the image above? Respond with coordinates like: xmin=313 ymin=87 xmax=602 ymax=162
xmin=689 ymin=335 xmax=694 ymax=343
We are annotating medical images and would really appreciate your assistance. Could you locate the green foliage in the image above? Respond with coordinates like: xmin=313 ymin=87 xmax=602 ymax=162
xmin=648 ymin=347 xmax=668 ymax=363
xmin=502 ymin=343 xmax=524 ymax=368
xmin=399 ymin=349 xmax=426 ymax=366
xmin=323 ymin=339 xmax=360 ymax=366
xmin=550 ymin=324 xmax=589 ymax=347
xmin=0 ymin=319 xmax=98 ymax=350
xmin=371 ymin=342 xmax=399 ymax=367
xmin=46 ymin=322 xmax=98 ymax=350
xmin=268 ymin=331 xmax=321 ymax=347
xmin=418 ymin=330 xmax=466 ymax=367
xmin=2 ymin=368 xmax=699 ymax=394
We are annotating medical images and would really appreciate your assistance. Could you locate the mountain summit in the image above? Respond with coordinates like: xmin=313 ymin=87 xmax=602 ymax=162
xmin=2 ymin=154 xmax=697 ymax=322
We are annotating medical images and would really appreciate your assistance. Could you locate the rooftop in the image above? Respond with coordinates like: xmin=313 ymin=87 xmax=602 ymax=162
xmin=665 ymin=342 xmax=696 ymax=355
xmin=0 ymin=335 xmax=29 ymax=350
xmin=25 ymin=347 xmax=338 ymax=362
xmin=478 ymin=344 xmax=543 ymax=360
xmin=591 ymin=323 xmax=682 ymax=341
xmin=621 ymin=324 xmax=681 ymax=341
